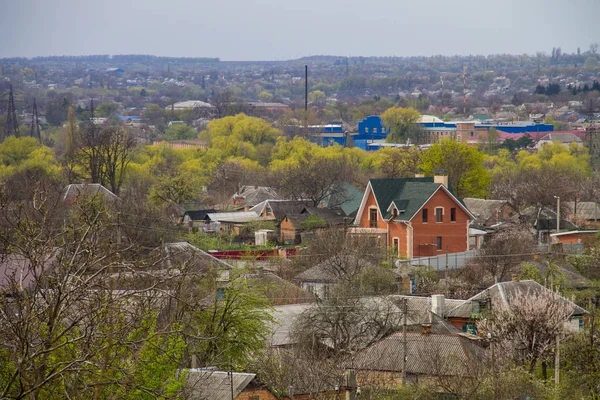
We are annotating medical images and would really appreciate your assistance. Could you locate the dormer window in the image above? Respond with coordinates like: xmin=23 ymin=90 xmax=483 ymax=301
xmin=391 ymin=207 xmax=398 ymax=219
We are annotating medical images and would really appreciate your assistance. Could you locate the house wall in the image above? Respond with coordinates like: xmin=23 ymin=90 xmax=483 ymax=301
xmin=280 ymin=217 xmax=300 ymax=243
xmin=554 ymin=232 xmax=596 ymax=244
xmin=410 ymin=190 xmax=470 ymax=257
xmin=358 ymin=191 xmax=385 ymax=229
xmin=358 ymin=188 xmax=469 ymax=258
xmin=237 ymin=389 xmax=278 ymax=400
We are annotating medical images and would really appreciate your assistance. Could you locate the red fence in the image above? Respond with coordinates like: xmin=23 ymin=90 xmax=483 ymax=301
xmin=207 ymin=248 xmax=297 ymax=260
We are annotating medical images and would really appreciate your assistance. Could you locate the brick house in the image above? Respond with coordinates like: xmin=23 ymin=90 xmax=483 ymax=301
xmin=352 ymin=176 xmax=473 ymax=258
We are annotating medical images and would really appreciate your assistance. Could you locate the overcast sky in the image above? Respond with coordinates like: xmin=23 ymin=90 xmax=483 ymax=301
xmin=1 ymin=0 xmax=598 ymax=61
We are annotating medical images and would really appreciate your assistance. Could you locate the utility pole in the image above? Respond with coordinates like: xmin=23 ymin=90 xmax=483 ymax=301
xmin=555 ymin=196 xmax=560 ymax=234
xmin=555 ymin=334 xmax=560 ymax=388
xmin=401 ymin=298 xmax=408 ymax=385
xmin=463 ymin=66 xmax=467 ymax=116
xmin=229 ymin=361 xmax=235 ymax=400
xmin=304 ymin=65 xmax=308 ymax=138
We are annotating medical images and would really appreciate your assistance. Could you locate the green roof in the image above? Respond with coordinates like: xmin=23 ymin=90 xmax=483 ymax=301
xmin=340 ymin=183 xmax=364 ymax=216
xmin=370 ymin=178 xmax=440 ymax=221
xmin=324 ymin=183 xmax=364 ymax=217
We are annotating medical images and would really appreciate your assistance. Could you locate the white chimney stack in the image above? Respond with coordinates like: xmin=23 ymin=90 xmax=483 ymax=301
xmin=431 ymin=294 xmax=445 ymax=316
xmin=434 ymin=174 xmax=448 ymax=188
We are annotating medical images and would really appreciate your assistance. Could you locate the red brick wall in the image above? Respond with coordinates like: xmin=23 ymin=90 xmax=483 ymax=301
xmin=410 ymin=189 xmax=469 ymax=257
xmin=358 ymin=190 xmax=385 ymax=229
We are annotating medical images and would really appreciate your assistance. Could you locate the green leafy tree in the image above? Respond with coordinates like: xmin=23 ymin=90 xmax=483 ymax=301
xmin=381 ymin=106 xmax=421 ymax=143
xmin=258 ymin=91 xmax=273 ymax=102
xmin=561 ymin=308 xmax=600 ymax=398
xmin=95 ymin=102 xmax=119 ymax=118
xmin=65 ymin=106 xmax=78 ymax=159
xmin=190 ymin=280 xmax=274 ymax=369
xmin=202 ymin=114 xmax=281 ymax=163
xmin=0 ymin=136 xmax=62 ymax=181
xmin=419 ymin=138 xmax=490 ymax=198
xmin=165 ymin=124 xmax=197 ymax=140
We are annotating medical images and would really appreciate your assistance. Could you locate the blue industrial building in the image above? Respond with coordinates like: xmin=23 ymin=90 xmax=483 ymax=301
xmin=314 ymin=114 xmax=553 ymax=150
xmin=417 ymin=120 xmax=553 ymax=134
xmin=356 ymin=116 xmax=389 ymax=140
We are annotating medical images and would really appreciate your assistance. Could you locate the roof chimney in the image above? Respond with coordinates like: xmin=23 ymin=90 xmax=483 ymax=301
xmin=422 ymin=310 xmax=433 ymax=335
xmin=433 ymin=170 xmax=448 ymax=188
xmin=431 ymin=294 xmax=445 ymax=316
xmin=415 ymin=168 xmax=425 ymax=178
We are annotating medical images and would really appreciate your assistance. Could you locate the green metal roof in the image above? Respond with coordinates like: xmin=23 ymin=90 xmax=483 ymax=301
xmin=327 ymin=182 xmax=364 ymax=217
xmin=370 ymin=178 xmax=441 ymax=221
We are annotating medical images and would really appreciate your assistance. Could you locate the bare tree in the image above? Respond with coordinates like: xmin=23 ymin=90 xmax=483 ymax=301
xmin=474 ymin=227 xmax=537 ymax=283
xmin=78 ymin=125 xmax=136 ymax=195
xmin=97 ymin=126 xmax=136 ymax=195
xmin=292 ymin=288 xmax=404 ymax=354
xmin=210 ymin=89 xmax=239 ymax=119
xmin=272 ymin=153 xmax=356 ymax=207
xmin=0 ymin=184 xmax=186 ymax=399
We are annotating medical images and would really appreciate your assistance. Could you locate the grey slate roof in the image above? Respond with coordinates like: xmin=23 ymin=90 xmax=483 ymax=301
xmin=351 ymin=331 xmax=484 ymax=376
xmin=294 ymin=255 xmax=377 ymax=283
xmin=184 ymin=369 xmax=255 ymax=400
xmin=250 ymin=200 xmax=311 ymax=221
xmin=266 ymin=295 xmax=462 ymax=347
xmin=388 ymin=295 xmax=466 ymax=331
xmin=62 ymin=183 xmax=118 ymax=203
xmin=463 ymin=198 xmax=514 ymax=228
xmin=160 ymin=242 xmax=232 ymax=272
xmin=565 ymin=201 xmax=600 ymax=221
xmin=237 ymin=271 xmax=315 ymax=306
xmin=232 ymin=186 xmax=282 ymax=208
xmin=538 ymin=132 xmax=582 ymax=143
xmin=446 ymin=280 xmax=588 ymax=319
xmin=267 ymin=303 xmax=313 ymax=347
xmin=512 ymin=206 xmax=578 ymax=231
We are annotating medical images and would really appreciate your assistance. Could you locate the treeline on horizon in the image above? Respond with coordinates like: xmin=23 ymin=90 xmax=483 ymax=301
xmin=1 ymin=47 xmax=596 ymax=67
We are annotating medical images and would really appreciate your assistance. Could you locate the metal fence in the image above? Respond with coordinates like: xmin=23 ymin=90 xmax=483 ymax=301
xmin=407 ymin=250 xmax=478 ymax=271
